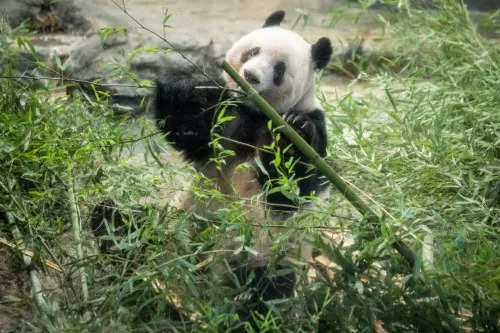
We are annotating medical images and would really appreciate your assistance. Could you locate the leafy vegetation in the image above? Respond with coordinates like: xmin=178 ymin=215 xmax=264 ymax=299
xmin=0 ymin=0 xmax=499 ymax=331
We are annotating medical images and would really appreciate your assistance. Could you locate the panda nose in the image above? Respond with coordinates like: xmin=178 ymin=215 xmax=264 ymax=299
xmin=244 ymin=69 xmax=260 ymax=85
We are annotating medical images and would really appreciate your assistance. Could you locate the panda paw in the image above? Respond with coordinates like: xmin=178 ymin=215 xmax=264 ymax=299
xmin=283 ymin=110 xmax=316 ymax=144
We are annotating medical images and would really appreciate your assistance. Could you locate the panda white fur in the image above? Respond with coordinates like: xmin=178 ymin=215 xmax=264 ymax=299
xmin=155 ymin=10 xmax=332 ymax=302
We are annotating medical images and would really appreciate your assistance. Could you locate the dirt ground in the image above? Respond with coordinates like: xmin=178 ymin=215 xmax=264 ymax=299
xmin=81 ymin=0 xmax=380 ymax=42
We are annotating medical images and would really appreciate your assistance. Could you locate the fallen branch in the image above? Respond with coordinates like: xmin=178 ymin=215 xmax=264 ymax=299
xmin=0 ymin=236 xmax=62 ymax=272
xmin=222 ymin=60 xmax=416 ymax=267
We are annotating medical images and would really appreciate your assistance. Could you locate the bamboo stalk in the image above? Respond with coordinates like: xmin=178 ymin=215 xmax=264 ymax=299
xmin=66 ymin=170 xmax=90 ymax=320
xmin=6 ymin=213 xmax=57 ymax=330
xmin=422 ymin=234 xmax=434 ymax=270
xmin=222 ymin=60 xmax=415 ymax=267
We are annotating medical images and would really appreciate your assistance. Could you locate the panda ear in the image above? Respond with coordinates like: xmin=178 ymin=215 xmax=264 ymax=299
xmin=263 ymin=10 xmax=285 ymax=27
xmin=312 ymin=37 xmax=333 ymax=70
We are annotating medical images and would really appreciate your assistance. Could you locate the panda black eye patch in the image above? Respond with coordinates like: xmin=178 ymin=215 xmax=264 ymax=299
xmin=241 ymin=47 xmax=261 ymax=63
xmin=273 ymin=61 xmax=286 ymax=86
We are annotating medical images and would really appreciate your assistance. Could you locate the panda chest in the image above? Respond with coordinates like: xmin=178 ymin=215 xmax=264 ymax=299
xmin=219 ymin=109 xmax=272 ymax=159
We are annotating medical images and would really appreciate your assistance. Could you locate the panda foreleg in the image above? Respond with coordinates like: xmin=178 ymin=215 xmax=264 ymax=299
xmin=155 ymin=70 xmax=227 ymax=163
xmin=282 ymin=109 xmax=327 ymax=157
xmin=257 ymin=109 xmax=328 ymax=212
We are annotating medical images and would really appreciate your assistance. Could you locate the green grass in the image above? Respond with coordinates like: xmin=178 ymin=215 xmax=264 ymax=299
xmin=1 ymin=0 xmax=500 ymax=331
xmin=323 ymin=0 xmax=500 ymax=330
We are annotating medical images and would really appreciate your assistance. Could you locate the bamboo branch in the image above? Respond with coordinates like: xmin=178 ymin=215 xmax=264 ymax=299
xmin=222 ymin=60 xmax=415 ymax=267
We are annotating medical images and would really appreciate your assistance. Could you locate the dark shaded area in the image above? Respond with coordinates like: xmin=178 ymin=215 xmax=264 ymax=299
xmin=461 ymin=0 xmax=500 ymax=11
xmin=0 ymin=0 xmax=90 ymax=33
xmin=0 ymin=250 xmax=32 ymax=333
xmin=233 ymin=264 xmax=296 ymax=301
xmin=213 ymin=263 xmax=297 ymax=331
xmin=89 ymin=199 xmax=128 ymax=253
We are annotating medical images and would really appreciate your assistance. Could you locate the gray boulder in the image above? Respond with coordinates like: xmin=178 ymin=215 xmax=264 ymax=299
xmin=66 ymin=31 xmax=220 ymax=116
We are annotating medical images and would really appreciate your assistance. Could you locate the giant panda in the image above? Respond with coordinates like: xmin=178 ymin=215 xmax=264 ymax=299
xmin=155 ymin=10 xmax=332 ymax=304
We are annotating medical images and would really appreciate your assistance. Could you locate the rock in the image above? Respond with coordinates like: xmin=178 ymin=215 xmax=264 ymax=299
xmin=1 ymin=33 xmax=87 ymax=82
xmin=0 ymin=0 xmax=90 ymax=33
xmin=65 ymin=32 xmax=220 ymax=116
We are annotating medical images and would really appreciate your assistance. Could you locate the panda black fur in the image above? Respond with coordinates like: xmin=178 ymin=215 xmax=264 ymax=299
xmin=155 ymin=11 xmax=332 ymax=301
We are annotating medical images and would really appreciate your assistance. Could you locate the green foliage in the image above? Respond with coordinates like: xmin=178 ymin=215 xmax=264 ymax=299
xmin=320 ymin=0 xmax=500 ymax=330
xmin=98 ymin=26 xmax=128 ymax=41
xmin=0 ymin=19 xmax=34 ymax=71
xmin=1 ymin=83 xmax=126 ymax=227
xmin=478 ymin=9 xmax=500 ymax=36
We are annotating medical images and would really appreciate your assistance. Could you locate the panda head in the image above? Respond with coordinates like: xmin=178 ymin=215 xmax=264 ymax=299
xmin=224 ymin=10 xmax=333 ymax=113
